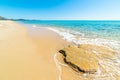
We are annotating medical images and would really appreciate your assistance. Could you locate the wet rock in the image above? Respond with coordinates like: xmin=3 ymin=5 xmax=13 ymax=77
xmin=59 ymin=45 xmax=99 ymax=74
xmin=78 ymin=44 xmax=115 ymax=58
xmin=59 ymin=44 xmax=115 ymax=74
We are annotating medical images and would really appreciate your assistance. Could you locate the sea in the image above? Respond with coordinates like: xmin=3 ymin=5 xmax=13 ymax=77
xmin=19 ymin=20 xmax=120 ymax=52
xmin=19 ymin=20 xmax=120 ymax=80
xmin=19 ymin=20 xmax=120 ymax=45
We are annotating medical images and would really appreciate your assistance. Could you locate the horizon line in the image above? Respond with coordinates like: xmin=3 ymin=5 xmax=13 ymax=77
xmin=14 ymin=19 xmax=120 ymax=21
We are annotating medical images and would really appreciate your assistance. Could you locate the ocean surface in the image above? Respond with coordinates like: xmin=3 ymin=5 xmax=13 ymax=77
xmin=20 ymin=20 xmax=120 ymax=54
xmin=20 ymin=20 xmax=120 ymax=40
xmin=19 ymin=20 xmax=120 ymax=80
xmin=20 ymin=20 xmax=120 ymax=43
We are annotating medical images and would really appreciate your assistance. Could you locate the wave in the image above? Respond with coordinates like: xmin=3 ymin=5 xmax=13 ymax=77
xmin=47 ymin=27 xmax=120 ymax=51
xmin=47 ymin=27 xmax=120 ymax=80
xmin=26 ymin=24 xmax=120 ymax=80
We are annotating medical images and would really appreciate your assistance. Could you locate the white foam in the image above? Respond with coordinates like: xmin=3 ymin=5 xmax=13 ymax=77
xmin=47 ymin=27 xmax=120 ymax=50
xmin=32 ymin=25 xmax=37 ymax=28
xmin=54 ymin=53 xmax=62 ymax=80
xmin=49 ymin=27 xmax=120 ymax=80
xmin=47 ymin=27 xmax=80 ymax=43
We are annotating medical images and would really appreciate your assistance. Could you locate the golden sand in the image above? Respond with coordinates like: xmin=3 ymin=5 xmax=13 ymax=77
xmin=0 ymin=20 xmax=68 ymax=80
xmin=0 ymin=20 xmax=119 ymax=80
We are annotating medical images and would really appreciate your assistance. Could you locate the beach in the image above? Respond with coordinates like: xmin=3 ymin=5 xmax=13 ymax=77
xmin=0 ymin=20 xmax=120 ymax=80
xmin=0 ymin=20 xmax=68 ymax=80
xmin=1 ymin=0 xmax=120 ymax=79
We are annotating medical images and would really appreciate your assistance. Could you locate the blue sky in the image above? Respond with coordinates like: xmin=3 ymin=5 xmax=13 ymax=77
xmin=0 ymin=0 xmax=120 ymax=20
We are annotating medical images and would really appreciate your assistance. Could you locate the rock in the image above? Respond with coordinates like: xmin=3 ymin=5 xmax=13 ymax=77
xmin=59 ymin=45 xmax=99 ymax=74
xmin=59 ymin=44 xmax=115 ymax=74
xmin=78 ymin=44 xmax=115 ymax=58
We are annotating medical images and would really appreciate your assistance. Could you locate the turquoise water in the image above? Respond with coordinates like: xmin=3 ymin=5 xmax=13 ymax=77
xmin=20 ymin=20 xmax=120 ymax=41
xmin=20 ymin=20 xmax=120 ymax=80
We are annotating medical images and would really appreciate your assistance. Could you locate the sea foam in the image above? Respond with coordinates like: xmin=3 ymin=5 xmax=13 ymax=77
xmin=47 ymin=27 xmax=120 ymax=51
xmin=48 ymin=27 xmax=120 ymax=80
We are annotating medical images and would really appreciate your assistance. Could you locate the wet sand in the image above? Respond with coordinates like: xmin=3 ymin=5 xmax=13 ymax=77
xmin=0 ymin=20 xmax=68 ymax=80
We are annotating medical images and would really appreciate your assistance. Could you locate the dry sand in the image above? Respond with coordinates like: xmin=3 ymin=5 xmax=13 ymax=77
xmin=0 ymin=20 xmax=68 ymax=80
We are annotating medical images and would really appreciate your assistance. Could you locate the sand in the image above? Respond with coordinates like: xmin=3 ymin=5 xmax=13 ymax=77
xmin=1 ymin=20 xmax=118 ymax=80
xmin=0 ymin=20 xmax=68 ymax=80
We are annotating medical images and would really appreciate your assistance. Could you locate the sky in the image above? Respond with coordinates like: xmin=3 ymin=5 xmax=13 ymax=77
xmin=0 ymin=0 xmax=120 ymax=20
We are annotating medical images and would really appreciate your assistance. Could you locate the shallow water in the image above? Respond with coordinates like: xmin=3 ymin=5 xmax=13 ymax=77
xmin=20 ymin=20 xmax=120 ymax=52
xmin=20 ymin=20 xmax=120 ymax=80
xmin=20 ymin=20 xmax=120 ymax=41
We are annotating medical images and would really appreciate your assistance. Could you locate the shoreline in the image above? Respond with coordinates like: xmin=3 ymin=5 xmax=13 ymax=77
xmin=0 ymin=20 xmax=69 ymax=80
xmin=1 ymin=20 xmax=120 ymax=80
xmin=26 ymin=22 xmax=120 ymax=80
